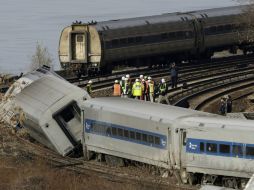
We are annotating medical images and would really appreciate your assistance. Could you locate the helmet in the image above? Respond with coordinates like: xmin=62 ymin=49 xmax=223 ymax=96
xmin=88 ymin=80 xmax=92 ymax=84
xmin=140 ymin=75 xmax=144 ymax=79
xmin=148 ymin=76 xmax=152 ymax=80
xmin=121 ymin=76 xmax=125 ymax=80
xmin=224 ymin=95 xmax=229 ymax=99
xmin=142 ymin=79 xmax=145 ymax=82
xmin=144 ymin=76 xmax=148 ymax=80
xmin=161 ymin=78 xmax=165 ymax=83
xmin=126 ymin=74 xmax=130 ymax=78
xmin=115 ymin=80 xmax=119 ymax=83
xmin=135 ymin=79 xmax=139 ymax=82
xmin=148 ymin=79 xmax=151 ymax=83
xmin=124 ymin=77 xmax=128 ymax=81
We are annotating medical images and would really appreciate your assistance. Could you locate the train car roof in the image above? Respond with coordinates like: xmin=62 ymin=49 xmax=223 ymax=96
xmin=93 ymin=5 xmax=247 ymax=31
xmin=82 ymin=97 xmax=211 ymax=124
xmin=179 ymin=114 xmax=254 ymax=131
xmin=13 ymin=69 xmax=89 ymax=121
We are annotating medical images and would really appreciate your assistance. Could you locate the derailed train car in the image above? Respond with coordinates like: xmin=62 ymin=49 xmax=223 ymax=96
xmin=59 ymin=5 xmax=251 ymax=75
xmin=5 ymin=67 xmax=90 ymax=156
xmin=81 ymin=97 xmax=254 ymax=189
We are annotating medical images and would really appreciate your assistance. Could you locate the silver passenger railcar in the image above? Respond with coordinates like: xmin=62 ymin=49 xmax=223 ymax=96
xmin=6 ymin=67 xmax=91 ymax=156
xmin=81 ymin=97 xmax=254 ymax=189
xmin=59 ymin=5 xmax=251 ymax=75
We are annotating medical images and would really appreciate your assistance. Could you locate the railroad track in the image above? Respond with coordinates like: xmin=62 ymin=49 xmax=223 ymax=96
xmin=68 ymin=54 xmax=254 ymax=91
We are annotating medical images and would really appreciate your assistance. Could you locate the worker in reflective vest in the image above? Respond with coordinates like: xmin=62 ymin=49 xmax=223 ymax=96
xmin=132 ymin=79 xmax=142 ymax=99
xmin=148 ymin=79 xmax=154 ymax=102
xmin=158 ymin=78 xmax=168 ymax=103
xmin=113 ymin=80 xmax=121 ymax=96
xmin=86 ymin=80 xmax=93 ymax=96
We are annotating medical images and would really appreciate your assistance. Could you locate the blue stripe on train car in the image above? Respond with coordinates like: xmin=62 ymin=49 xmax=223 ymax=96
xmin=84 ymin=119 xmax=167 ymax=149
xmin=186 ymin=138 xmax=254 ymax=159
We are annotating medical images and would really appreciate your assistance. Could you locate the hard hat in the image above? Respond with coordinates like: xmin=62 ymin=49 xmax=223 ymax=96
xmin=126 ymin=74 xmax=130 ymax=78
xmin=161 ymin=78 xmax=165 ymax=83
xmin=88 ymin=80 xmax=92 ymax=84
xmin=148 ymin=79 xmax=151 ymax=83
xmin=144 ymin=76 xmax=148 ymax=80
xmin=124 ymin=77 xmax=128 ymax=81
xmin=115 ymin=80 xmax=119 ymax=83
xmin=148 ymin=76 xmax=152 ymax=80
xmin=142 ymin=79 xmax=145 ymax=82
xmin=224 ymin=95 xmax=229 ymax=99
xmin=121 ymin=76 xmax=125 ymax=80
xmin=140 ymin=75 xmax=144 ymax=79
xmin=135 ymin=79 xmax=139 ymax=82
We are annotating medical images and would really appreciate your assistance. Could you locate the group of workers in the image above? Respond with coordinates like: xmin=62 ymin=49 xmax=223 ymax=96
xmin=219 ymin=95 xmax=232 ymax=115
xmin=112 ymin=74 xmax=169 ymax=103
xmin=86 ymin=63 xmax=179 ymax=102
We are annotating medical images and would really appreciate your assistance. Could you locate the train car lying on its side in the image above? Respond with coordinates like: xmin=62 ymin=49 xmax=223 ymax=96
xmin=81 ymin=97 xmax=254 ymax=189
xmin=4 ymin=66 xmax=90 ymax=156
xmin=59 ymin=5 xmax=252 ymax=76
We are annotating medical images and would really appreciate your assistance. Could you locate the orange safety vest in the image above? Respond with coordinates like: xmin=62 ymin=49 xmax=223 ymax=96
xmin=113 ymin=84 xmax=121 ymax=96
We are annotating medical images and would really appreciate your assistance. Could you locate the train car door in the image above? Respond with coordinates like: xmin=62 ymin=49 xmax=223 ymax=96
xmin=179 ymin=129 xmax=187 ymax=166
xmin=71 ymin=33 xmax=87 ymax=62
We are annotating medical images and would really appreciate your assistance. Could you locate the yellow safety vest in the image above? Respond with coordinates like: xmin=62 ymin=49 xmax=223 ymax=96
xmin=148 ymin=83 xmax=154 ymax=93
xmin=132 ymin=82 xmax=142 ymax=96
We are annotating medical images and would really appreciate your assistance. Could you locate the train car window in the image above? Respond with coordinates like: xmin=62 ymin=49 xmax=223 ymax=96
xmin=168 ymin=32 xmax=176 ymax=40
xmin=142 ymin=134 xmax=148 ymax=142
xmin=120 ymin=38 xmax=127 ymax=44
xmin=136 ymin=36 xmax=142 ymax=43
xmin=148 ymin=135 xmax=154 ymax=144
xmin=124 ymin=130 xmax=129 ymax=138
xmin=161 ymin=33 xmax=168 ymax=39
xmin=136 ymin=132 xmax=141 ymax=140
xmin=112 ymin=39 xmax=119 ymax=46
xmin=219 ymin=144 xmax=230 ymax=154
xmin=155 ymin=137 xmax=160 ymax=145
xmin=130 ymin=131 xmax=135 ymax=139
xmin=112 ymin=127 xmax=117 ymax=136
xmin=206 ymin=143 xmax=217 ymax=153
xmin=182 ymin=132 xmax=186 ymax=146
xmin=246 ymin=146 xmax=254 ymax=156
xmin=76 ymin=35 xmax=84 ymax=42
xmin=232 ymin=145 xmax=243 ymax=156
xmin=117 ymin=128 xmax=123 ymax=137
xmin=128 ymin=37 xmax=135 ymax=43
xmin=59 ymin=106 xmax=75 ymax=123
xmin=106 ymin=127 xmax=111 ymax=136
xmin=200 ymin=142 xmax=204 ymax=152
xmin=105 ymin=41 xmax=112 ymax=48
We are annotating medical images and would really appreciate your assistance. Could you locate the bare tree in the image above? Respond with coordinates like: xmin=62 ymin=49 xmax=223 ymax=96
xmin=30 ymin=42 xmax=53 ymax=71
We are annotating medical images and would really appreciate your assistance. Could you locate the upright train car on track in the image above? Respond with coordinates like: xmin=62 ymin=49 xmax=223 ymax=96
xmin=59 ymin=5 xmax=252 ymax=75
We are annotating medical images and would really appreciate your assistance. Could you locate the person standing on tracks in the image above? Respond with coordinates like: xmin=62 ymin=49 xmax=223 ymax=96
xmin=120 ymin=76 xmax=125 ymax=97
xmin=170 ymin=63 xmax=178 ymax=89
xmin=227 ymin=95 xmax=232 ymax=113
xmin=148 ymin=79 xmax=155 ymax=102
xmin=144 ymin=76 xmax=149 ymax=101
xmin=132 ymin=79 xmax=142 ymax=99
xmin=158 ymin=78 xmax=168 ymax=103
xmin=141 ymin=79 xmax=146 ymax=100
xmin=219 ymin=97 xmax=226 ymax=115
xmin=122 ymin=77 xmax=130 ymax=98
xmin=86 ymin=80 xmax=93 ymax=96
xmin=113 ymin=80 xmax=121 ymax=96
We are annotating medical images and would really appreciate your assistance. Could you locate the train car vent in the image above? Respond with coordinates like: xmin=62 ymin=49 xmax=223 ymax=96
xmin=181 ymin=17 xmax=185 ymax=21
xmin=102 ymin=26 xmax=106 ymax=31
xmin=184 ymin=17 xmax=188 ymax=21
xmin=145 ymin=20 xmax=150 ymax=25
xmin=106 ymin=26 xmax=110 ymax=30
xmin=204 ymin=14 xmax=208 ymax=18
